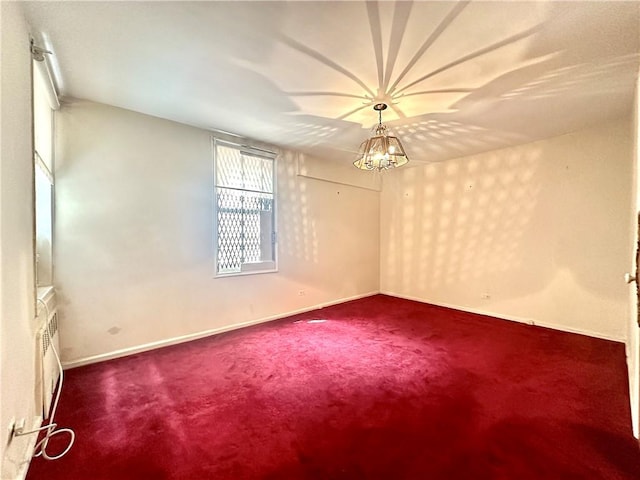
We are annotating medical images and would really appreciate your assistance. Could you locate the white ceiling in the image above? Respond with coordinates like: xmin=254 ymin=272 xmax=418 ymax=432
xmin=22 ymin=1 xmax=640 ymax=165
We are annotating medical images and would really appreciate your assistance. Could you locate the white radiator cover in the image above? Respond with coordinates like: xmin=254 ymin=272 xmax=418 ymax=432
xmin=36 ymin=307 xmax=60 ymax=419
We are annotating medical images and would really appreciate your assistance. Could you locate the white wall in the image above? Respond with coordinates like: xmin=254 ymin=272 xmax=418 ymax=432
xmin=0 ymin=3 xmax=41 ymax=479
xmin=381 ymin=119 xmax=633 ymax=342
xmin=54 ymin=100 xmax=380 ymax=365
xmin=629 ymin=79 xmax=640 ymax=438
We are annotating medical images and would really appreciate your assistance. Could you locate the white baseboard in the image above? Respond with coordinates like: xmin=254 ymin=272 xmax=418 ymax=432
xmin=63 ymin=290 xmax=626 ymax=370
xmin=62 ymin=291 xmax=379 ymax=370
xmin=625 ymin=339 xmax=640 ymax=439
xmin=381 ymin=291 xmax=626 ymax=343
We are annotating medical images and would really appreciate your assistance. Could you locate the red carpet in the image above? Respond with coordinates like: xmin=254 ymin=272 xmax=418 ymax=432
xmin=27 ymin=295 xmax=640 ymax=479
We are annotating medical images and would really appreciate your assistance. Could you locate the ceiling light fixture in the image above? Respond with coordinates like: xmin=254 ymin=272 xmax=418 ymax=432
xmin=353 ymin=103 xmax=409 ymax=171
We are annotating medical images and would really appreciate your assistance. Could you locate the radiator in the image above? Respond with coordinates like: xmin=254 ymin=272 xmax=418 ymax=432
xmin=36 ymin=308 xmax=60 ymax=419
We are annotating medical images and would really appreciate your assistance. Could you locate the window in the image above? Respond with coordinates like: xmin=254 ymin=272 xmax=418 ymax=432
xmin=213 ymin=139 xmax=277 ymax=276
xmin=33 ymin=56 xmax=56 ymax=288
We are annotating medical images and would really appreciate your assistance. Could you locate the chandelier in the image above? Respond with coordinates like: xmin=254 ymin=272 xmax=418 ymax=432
xmin=353 ymin=103 xmax=409 ymax=171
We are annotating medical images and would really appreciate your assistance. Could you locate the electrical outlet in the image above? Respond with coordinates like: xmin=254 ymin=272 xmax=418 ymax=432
xmin=14 ymin=418 xmax=25 ymax=435
xmin=7 ymin=417 xmax=25 ymax=440
xmin=298 ymin=290 xmax=305 ymax=296
xmin=7 ymin=417 xmax=15 ymax=439
xmin=481 ymin=293 xmax=491 ymax=300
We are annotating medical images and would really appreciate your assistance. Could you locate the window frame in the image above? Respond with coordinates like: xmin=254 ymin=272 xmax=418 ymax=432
xmin=32 ymin=55 xmax=56 ymax=292
xmin=212 ymin=137 xmax=278 ymax=278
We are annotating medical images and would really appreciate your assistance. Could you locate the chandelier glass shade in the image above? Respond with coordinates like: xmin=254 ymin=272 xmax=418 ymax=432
xmin=353 ymin=103 xmax=409 ymax=171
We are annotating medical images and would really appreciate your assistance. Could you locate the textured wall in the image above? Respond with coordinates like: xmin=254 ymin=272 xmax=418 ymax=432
xmin=380 ymin=119 xmax=633 ymax=342
xmin=629 ymin=80 xmax=640 ymax=438
xmin=54 ymin=100 xmax=380 ymax=364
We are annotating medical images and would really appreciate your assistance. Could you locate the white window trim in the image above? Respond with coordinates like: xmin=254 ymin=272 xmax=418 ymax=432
xmin=212 ymin=137 xmax=278 ymax=278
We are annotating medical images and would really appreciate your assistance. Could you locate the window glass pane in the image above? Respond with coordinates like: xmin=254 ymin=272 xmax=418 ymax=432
xmin=216 ymin=145 xmax=244 ymax=190
xmin=216 ymin=187 xmax=274 ymax=273
xmin=241 ymin=153 xmax=273 ymax=193
xmin=35 ymin=164 xmax=53 ymax=286
xmin=33 ymin=63 xmax=53 ymax=172
xmin=216 ymin=143 xmax=274 ymax=193
xmin=214 ymin=140 xmax=276 ymax=276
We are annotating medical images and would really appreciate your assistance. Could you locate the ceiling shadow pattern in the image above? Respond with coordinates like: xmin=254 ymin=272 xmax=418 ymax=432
xmin=21 ymin=1 xmax=640 ymax=165
xmin=263 ymin=0 xmax=639 ymax=164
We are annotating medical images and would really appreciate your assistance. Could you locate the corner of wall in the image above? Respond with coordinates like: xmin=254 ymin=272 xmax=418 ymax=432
xmin=1 ymin=2 xmax=41 ymax=478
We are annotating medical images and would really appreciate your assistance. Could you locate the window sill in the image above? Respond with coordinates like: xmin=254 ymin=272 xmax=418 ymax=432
xmin=215 ymin=268 xmax=278 ymax=279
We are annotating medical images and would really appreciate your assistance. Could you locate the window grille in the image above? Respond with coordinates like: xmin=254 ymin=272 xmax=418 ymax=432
xmin=213 ymin=139 xmax=277 ymax=276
